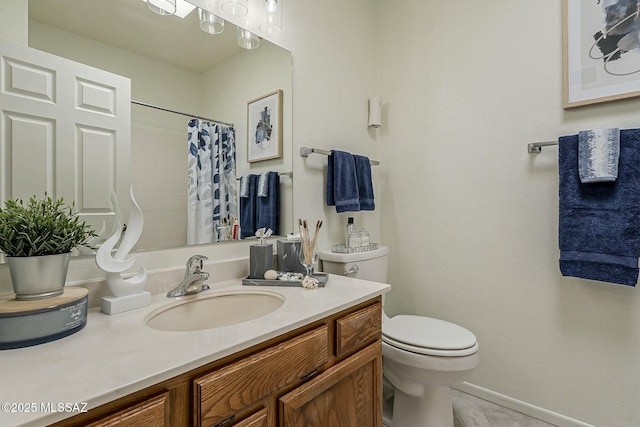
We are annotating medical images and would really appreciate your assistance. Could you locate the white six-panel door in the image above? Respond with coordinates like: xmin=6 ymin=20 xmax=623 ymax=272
xmin=0 ymin=40 xmax=131 ymax=230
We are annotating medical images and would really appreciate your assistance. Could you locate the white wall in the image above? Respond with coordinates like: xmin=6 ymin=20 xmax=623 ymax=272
xmin=202 ymin=43 xmax=294 ymax=236
xmin=376 ymin=1 xmax=640 ymax=426
xmin=0 ymin=0 xmax=27 ymax=45
xmin=284 ymin=0 xmax=381 ymax=248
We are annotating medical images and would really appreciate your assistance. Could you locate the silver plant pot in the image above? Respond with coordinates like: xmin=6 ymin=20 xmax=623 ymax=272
xmin=7 ymin=253 xmax=71 ymax=300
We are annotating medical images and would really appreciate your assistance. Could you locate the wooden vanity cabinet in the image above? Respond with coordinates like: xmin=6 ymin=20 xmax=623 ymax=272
xmin=194 ymin=326 xmax=329 ymax=426
xmin=50 ymin=297 xmax=382 ymax=427
xmin=84 ymin=392 xmax=171 ymax=427
xmin=279 ymin=341 xmax=382 ymax=427
xmin=233 ymin=409 xmax=269 ymax=427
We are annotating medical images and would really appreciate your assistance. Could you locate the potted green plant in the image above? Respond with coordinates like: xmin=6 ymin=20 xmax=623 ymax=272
xmin=0 ymin=195 xmax=96 ymax=300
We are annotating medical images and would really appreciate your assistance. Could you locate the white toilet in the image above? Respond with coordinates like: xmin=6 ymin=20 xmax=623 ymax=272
xmin=319 ymin=246 xmax=479 ymax=427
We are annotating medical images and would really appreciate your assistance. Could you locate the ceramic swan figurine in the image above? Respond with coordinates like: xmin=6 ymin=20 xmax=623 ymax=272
xmin=95 ymin=187 xmax=147 ymax=297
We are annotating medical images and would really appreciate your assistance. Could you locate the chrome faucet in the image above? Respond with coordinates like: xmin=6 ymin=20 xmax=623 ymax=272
xmin=166 ymin=255 xmax=210 ymax=298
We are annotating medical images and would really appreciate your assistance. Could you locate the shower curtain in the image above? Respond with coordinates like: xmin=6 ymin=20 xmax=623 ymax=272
xmin=187 ymin=119 xmax=237 ymax=244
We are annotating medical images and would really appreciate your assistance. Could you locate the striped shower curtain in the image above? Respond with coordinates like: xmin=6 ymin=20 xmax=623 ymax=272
xmin=187 ymin=119 xmax=237 ymax=244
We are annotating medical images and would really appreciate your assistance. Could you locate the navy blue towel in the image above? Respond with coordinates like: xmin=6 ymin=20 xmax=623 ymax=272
xmin=353 ymin=154 xmax=375 ymax=211
xmin=256 ymin=171 xmax=280 ymax=235
xmin=240 ymin=174 xmax=257 ymax=239
xmin=559 ymin=129 xmax=640 ymax=286
xmin=326 ymin=150 xmax=360 ymax=213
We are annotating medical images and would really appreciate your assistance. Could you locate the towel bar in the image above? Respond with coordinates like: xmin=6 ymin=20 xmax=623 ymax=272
xmin=300 ymin=146 xmax=380 ymax=165
xmin=236 ymin=171 xmax=292 ymax=180
xmin=528 ymin=141 xmax=558 ymax=153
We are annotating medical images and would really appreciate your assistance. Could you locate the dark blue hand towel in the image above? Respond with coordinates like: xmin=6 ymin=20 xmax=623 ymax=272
xmin=559 ymin=128 xmax=640 ymax=286
xmin=353 ymin=154 xmax=375 ymax=211
xmin=326 ymin=150 xmax=360 ymax=213
xmin=256 ymin=171 xmax=280 ymax=235
xmin=240 ymin=174 xmax=257 ymax=239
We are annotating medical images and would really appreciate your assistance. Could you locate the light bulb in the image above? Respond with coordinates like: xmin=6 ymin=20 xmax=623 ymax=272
xmin=266 ymin=0 xmax=278 ymax=13
xmin=147 ymin=0 xmax=176 ymax=15
xmin=221 ymin=0 xmax=248 ymax=16
xmin=259 ymin=0 xmax=283 ymax=34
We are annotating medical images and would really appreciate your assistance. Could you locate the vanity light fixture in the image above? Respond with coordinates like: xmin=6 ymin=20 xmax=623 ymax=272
xmin=237 ymin=27 xmax=261 ymax=49
xmin=147 ymin=0 xmax=177 ymax=15
xmin=198 ymin=8 xmax=225 ymax=34
xmin=221 ymin=0 xmax=249 ymax=16
xmin=259 ymin=0 xmax=283 ymax=34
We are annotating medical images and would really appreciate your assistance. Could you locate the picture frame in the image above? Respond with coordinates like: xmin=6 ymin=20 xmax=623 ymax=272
xmin=247 ymin=90 xmax=283 ymax=162
xmin=564 ymin=0 xmax=640 ymax=108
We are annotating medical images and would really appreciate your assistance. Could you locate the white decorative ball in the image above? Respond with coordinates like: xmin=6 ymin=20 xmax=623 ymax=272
xmin=264 ymin=269 xmax=279 ymax=280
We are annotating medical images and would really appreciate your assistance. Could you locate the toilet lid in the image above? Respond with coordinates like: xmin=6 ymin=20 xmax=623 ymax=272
xmin=383 ymin=315 xmax=477 ymax=353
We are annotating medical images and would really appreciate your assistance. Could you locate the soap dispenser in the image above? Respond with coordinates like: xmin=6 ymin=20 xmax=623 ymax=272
xmin=249 ymin=228 xmax=273 ymax=279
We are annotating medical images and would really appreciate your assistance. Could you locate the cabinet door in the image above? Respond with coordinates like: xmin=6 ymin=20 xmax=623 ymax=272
xmin=279 ymin=341 xmax=382 ymax=427
xmin=84 ymin=393 xmax=169 ymax=427
xmin=234 ymin=408 xmax=269 ymax=427
xmin=195 ymin=326 xmax=328 ymax=426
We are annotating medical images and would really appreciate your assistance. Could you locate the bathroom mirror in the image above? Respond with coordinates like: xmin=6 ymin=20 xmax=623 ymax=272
xmin=15 ymin=0 xmax=293 ymax=256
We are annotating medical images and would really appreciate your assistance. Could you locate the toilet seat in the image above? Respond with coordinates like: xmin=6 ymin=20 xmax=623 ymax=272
xmin=383 ymin=315 xmax=478 ymax=357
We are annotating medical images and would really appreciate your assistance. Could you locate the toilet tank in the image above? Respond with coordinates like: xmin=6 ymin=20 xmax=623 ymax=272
xmin=319 ymin=246 xmax=389 ymax=283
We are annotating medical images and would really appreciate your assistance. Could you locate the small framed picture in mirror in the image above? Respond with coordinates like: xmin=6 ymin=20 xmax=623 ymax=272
xmin=247 ymin=90 xmax=283 ymax=162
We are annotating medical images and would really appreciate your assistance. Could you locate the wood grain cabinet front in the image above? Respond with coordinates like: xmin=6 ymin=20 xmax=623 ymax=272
xmin=194 ymin=326 xmax=329 ymax=426
xmin=279 ymin=341 xmax=383 ymax=427
xmin=233 ymin=409 xmax=269 ymax=427
xmin=335 ymin=302 xmax=382 ymax=358
xmin=84 ymin=392 xmax=170 ymax=427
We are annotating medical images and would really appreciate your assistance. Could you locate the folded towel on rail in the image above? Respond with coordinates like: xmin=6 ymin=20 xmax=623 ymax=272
xmin=558 ymin=128 xmax=640 ymax=286
xmin=353 ymin=154 xmax=375 ymax=211
xmin=256 ymin=171 xmax=280 ymax=235
xmin=326 ymin=150 xmax=361 ymax=213
xmin=258 ymin=171 xmax=272 ymax=197
xmin=239 ymin=175 xmax=251 ymax=198
xmin=240 ymin=174 xmax=257 ymax=239
xmin=578 ymin=128 xmax=620 ymax=183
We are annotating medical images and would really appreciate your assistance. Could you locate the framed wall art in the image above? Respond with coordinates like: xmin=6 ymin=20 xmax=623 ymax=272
xmin=564 ymin=0 xmax=640 ymax=108
xmin=247 ymin=90 xmax=283 ymax=162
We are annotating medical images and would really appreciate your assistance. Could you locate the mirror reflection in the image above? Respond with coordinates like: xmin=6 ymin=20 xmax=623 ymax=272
xmin=23 ymin=0 xmax=293 ymax=253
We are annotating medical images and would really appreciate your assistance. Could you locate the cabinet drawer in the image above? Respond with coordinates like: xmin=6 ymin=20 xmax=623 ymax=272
xmin=195 ymin=326 xmax=328 ymax=426
xmin=335 ymin=302 xmax=382 ymax=357
xmin=85 ymin=392 xmax=169 ymax=427
xmin=235 ymin=408 xmax=269 ymax=427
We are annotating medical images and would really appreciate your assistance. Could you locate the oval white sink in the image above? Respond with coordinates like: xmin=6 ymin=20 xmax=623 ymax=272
xmin=145 ymin=290 xmax=285 ymax=332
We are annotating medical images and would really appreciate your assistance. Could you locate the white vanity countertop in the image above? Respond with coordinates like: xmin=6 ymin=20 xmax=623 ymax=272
xmin=0 ymin=274 xmax=390 ymax=427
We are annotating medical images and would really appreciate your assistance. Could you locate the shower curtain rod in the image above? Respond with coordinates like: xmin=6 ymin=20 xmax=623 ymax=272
xmin=131 ymin=100 xmax=234 ymax=127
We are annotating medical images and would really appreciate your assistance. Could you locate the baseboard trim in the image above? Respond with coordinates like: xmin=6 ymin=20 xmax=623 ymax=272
xmin=454 ymin=382 xmax=594 ymax=427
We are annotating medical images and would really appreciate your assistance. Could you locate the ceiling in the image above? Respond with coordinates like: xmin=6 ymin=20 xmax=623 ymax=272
xmin=28 ymin=0 xmax=245 ymax=73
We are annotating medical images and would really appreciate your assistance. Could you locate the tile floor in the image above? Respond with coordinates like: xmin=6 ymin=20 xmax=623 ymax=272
xmin=452 ymin=390 xmax=558 ymax=427
xmin=383 ymin=389 xmax=558 ymax=427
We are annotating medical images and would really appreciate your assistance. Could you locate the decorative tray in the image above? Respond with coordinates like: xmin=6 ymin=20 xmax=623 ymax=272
xmin=242 ymin=273 xmax=329 ymax=288
xmin=331 ymin=243 xmax=379 ymax=253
